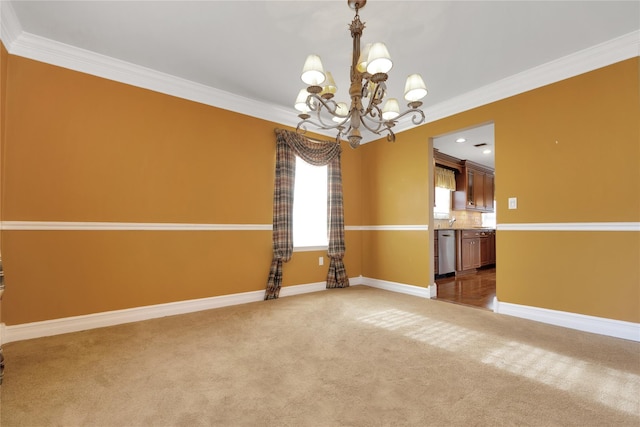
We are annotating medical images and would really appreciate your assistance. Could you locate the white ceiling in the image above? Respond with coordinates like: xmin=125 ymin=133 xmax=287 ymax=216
xmin=433 ymin=122 xmax=495 ymax=169
xmin=3 ymin=0 xmax=639 ymax=164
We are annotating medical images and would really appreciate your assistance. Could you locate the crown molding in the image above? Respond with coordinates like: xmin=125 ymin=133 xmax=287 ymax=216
xmin=6 ymin=31 xmax=299 ymax=129
xmin=1 ymin=3 xmax=638 ymax=141
xmin=422 ymin=30 xmax=640 ymax=125
xmin=0 ymin=0 xmax=22 ymax=47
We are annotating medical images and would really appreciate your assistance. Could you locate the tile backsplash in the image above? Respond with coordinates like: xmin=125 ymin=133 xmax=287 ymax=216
xmin=434 ymin=210 xmax=484 ymax=229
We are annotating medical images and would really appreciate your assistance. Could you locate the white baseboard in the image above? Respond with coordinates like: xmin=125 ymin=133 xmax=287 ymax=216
xmin=4 ymin=290 xmax=262 ymax=344
xmin=2 ymin=279 xmax=359 ymax=344
xmin=430 ymin=282 xmax=438 ymax=298
xmin=495 ymin=299 xmax=640 ymax=342
xmin=358 ymin=276 xmax=431 ymax=299
xmin=278 ymin=281 xmax=327 ymax=297
xmin=5 ymin=280 xmax=636 ymax=344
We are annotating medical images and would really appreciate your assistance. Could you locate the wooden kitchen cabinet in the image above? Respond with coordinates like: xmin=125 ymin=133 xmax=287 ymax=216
xmin=457 ymin=230 xmax=481 ymax=272
xmin=460 ymin=237 xmax=481 ymax=270
xmin=453 ymin=161 xmax=494 ymax=212
xmin=487 ymin=231 xmax=496 ymax=265
xmin=480 ymin=234 xmax=492 ymax=266
xmin=483 ymin=174 xmax=495 ymax=211
xmin=457 ymin=229 xmax=495 ymax=272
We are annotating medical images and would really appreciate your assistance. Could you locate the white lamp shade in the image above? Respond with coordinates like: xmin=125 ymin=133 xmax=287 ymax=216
xmin=295 ymin=89 xmax=310 ymax=112
xmin=333 ymin=102 xmax=350 ymax=122
xmin=366 ymin=42 xmax=393 ymax=74
xmin=381 ymin=98 xmax=400 ymax=120
xmin=357 ymin=43 xmax=372 ymax=73
xmin=322 ymin=71 xmax=337 ymax=95
xmin=404 ymin=73 xmax=428 ymax=102
xmin=301 ymin=54 xmax=326 ymax=86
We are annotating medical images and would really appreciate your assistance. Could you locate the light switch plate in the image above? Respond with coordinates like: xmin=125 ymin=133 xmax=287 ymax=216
xmin=508 ymin=197 xmax=518 ymax=209
xmin=319 ymin=256 xmax=324 ymax=266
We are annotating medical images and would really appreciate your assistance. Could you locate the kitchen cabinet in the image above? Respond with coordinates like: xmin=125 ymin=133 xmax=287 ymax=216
xmin=460 ymin=236 xmax=481 ymax=271
xmin=457 ymin=229 xmax=495 ymax=272
xmin=480 ymin=232 xmax=495 ymax=266
xmin=457 ymin=230 xmax=481 ymax=272
xmin=453 ymin=161 xmax=494 ymax=212
xmin=487 ymin=231 xmax=496 ymax=265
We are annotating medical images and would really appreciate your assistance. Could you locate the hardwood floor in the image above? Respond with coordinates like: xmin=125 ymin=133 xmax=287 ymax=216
xmin=435 ymin=266 xmax=496 ymax=311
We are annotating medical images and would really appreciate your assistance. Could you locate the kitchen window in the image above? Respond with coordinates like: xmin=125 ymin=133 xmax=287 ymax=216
xmin=434 ymin=187 xmax=452 ymax=219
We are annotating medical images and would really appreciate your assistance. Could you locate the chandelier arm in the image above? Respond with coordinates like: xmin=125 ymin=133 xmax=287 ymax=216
xmin=386 ymin=128 xmax=396 ymax=142
xmin=297 ymin=113 xmax=351 ymax=132
xmin=314 ymin=108 xmax=349 ymax=130
xmin=359 ymin=105 xmax=388 ymax=133
xmin=306 ymin=94 xmax=353 ymax=129
xmin=393 ymin=107 xmax=426 ymax=125
xmin=357 ymin=116 xmax=396 ymax=142
xmin=297 ymin=117 xmax=337 ymax=132
xmin=359 ymin=115 xmax=387 ymax=134
xmin=297 ymin=118 xmax=352 ymax=144
xmin=307 ymin=94 xmax=339 ymax=114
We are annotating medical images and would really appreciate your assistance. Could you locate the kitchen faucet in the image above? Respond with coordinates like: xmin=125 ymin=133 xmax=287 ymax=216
xmin=449 ymin=217 xmax=456 ymax=227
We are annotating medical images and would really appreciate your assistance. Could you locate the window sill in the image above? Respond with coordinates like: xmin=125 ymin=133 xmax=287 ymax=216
xmin=293 ymin=245 xmax=328 ymax=252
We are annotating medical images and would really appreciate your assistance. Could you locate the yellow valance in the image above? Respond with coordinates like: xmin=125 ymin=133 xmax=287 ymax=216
xmin=435 ymin=166 xmax=456 ymax=191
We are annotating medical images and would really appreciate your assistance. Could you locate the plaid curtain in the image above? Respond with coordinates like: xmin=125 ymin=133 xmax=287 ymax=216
xmin=265 ymin=129 xmax=349 ymax=300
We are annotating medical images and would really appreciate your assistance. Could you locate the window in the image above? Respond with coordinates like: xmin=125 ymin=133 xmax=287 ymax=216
xmin=433 ymin=187 xmax=452 ymax=219
xmin=293 ymin=156 xmax=328 ymax=248
xmin=482 ymin=201 xmax=497 ymax=228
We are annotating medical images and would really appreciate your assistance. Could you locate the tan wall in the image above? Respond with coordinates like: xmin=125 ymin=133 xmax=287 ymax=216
xmin=0 ymin=55 xmax=363 ymax=324
xmin=361 ymin=58 xmax=640 ymax=323
xmin=359 ymin=130 xmax=431 ymax=286
xmin=2 ymin=47 xmax=638 ymax=326
xmin=1 ymin=42 xmax=7 ymax=327
xmin=1 ymin=42 xmax=7 ymax=250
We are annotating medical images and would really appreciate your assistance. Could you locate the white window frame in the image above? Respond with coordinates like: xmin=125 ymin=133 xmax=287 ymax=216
xmin=293 ymin=156 xmax=328 ymax=251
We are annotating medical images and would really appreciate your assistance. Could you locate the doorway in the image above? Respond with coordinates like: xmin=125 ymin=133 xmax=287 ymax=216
xmin=430 ymin=122 xmax=497 ymax=311
xmin=435 ymin=267 xmax=496 ymax=310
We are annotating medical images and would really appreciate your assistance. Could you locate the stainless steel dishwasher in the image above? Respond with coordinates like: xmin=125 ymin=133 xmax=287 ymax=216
xmin=437 ymin=229 xmax=456 ymax=275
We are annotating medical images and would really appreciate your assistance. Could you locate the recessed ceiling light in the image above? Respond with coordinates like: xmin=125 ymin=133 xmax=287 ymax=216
xmin=483 ymin=149 xmax=492 ymax=154
xmin=455 ymin=138 xmax=466 ymax=143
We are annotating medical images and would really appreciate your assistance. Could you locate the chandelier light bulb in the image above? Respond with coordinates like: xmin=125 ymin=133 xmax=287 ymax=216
xmin=404 ymin=73 xmax=428 ymax=102
xmin=381 ymin=98 xmax=400 ymax=120
xmin=295 ymin=89 xmax=311 ymax=112
xmin=366 ymin=42 xmax=393 ymax=75
xmin=301 ymin=54 xmax=326 ymax=86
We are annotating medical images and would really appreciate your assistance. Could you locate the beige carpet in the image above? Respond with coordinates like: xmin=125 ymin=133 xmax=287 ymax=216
xmin=1 ymin=286 xmax=639 ymax=426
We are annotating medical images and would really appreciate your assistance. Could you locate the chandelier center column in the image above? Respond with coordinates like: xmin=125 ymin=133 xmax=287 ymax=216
xmin=348 ymin=7 xmax=366 ymax=147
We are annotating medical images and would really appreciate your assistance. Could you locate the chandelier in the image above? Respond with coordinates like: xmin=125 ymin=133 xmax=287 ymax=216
xmin=294 ymin=0 xmax=427 ymax=149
